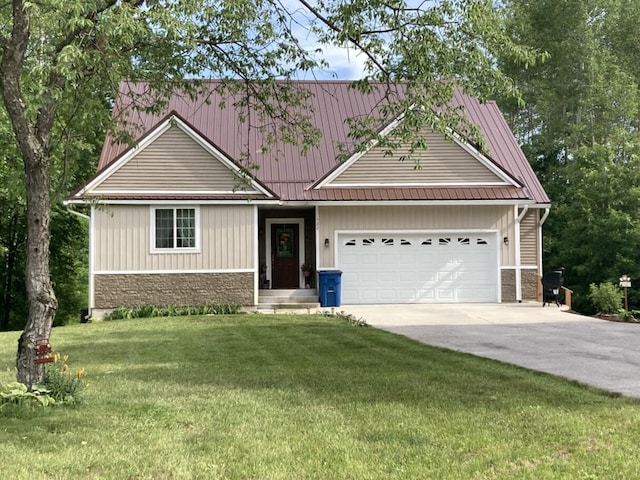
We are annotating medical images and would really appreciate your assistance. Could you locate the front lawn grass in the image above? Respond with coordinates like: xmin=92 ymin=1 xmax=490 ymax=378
xmin=1 ymin=314 xmax=640 ymax=479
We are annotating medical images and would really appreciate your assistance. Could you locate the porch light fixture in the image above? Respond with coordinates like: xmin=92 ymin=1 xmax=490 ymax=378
xmin=324 ymin=238 xmax=330 ymax=247
xmin=503 ymin=236 xmax=509 ymax=245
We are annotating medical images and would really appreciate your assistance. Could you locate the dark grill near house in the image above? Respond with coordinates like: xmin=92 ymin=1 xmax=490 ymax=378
xmin=542 ymin=268 xmax=565 ymax=307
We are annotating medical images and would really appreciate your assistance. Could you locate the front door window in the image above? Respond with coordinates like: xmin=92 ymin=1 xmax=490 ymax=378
xmin=276 ymin=227 xmax=295 ymax=258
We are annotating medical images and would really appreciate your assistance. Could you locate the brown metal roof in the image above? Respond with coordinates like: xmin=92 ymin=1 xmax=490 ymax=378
xmin=260 ymin=184 xmax=529 ymax=202
xmin=94 ymin=81 xmax=549 ymax=204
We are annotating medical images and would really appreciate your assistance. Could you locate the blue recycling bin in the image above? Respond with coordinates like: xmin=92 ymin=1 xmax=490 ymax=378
xmin=318 ymin=269 xmax=343 ymax=307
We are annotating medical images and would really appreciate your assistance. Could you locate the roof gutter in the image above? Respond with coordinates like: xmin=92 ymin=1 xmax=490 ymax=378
xmin=539 ymin=207 xmax=550 ymax=226
xmin=65 ymin=205 xmax=90 ymax=221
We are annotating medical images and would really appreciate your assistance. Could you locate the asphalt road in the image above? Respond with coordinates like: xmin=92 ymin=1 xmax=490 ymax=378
xmin=339 ymin=303 xmax=640 ymax=398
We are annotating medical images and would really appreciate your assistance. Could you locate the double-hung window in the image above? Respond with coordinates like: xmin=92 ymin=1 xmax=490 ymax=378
xmin=151 ymin=207 xmax=199 ymax=252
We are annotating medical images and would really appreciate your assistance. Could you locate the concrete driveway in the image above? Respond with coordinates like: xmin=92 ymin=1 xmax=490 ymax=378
xmin=339 ymin=303 xmax=640 ymax=398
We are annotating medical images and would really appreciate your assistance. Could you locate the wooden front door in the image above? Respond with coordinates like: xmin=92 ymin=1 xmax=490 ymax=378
xmin=271 ymin=224 xmax=299 ymax=288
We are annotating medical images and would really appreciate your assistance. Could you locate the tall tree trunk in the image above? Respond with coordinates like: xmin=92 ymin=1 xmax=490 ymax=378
xmin=1 ymin=0 xmax=57 ymax=389
xmin=16 ymin=152 xmax=57 ymax=388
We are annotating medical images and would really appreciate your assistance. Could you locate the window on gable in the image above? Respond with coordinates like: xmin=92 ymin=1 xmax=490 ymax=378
xmin=152 ymin=207 xmax=198 ymax=252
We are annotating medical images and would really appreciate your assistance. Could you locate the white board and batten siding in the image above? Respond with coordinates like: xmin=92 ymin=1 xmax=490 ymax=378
xmin=93 ymin=125 xmax=244 ymax=193
xmin=93 ymin=205 xmax=254 ymax=272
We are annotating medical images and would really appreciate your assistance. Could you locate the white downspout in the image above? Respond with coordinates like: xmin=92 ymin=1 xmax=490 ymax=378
xmin=515 ymin=205 xmax=529 ymax=303
xmin=315 ymin=205 xmax=320 ymax=286
xmin=89 ymin=206 xmax=95 ymax=315
xmin=538 ymin=207 xmax=550 ymax=275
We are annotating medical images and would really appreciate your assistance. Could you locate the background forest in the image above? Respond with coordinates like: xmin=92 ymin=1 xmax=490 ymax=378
xmin=498 ymin=0 xmax=640 ymax=313
xmin=1 ymin=0 xmax=639 ymax=330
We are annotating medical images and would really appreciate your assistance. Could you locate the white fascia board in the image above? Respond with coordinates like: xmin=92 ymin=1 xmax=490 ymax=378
xmin=284 ymin=199 xmax=537 ymax=207
xmin=77 ymin=115 xmax=273 ymax=199
xmin=323 ymin=181 xmax=510 ymax=188
xmin=65 ymin=198 xmax=283 ymax=206
xmin=91 ymin=189 xmax=263 ymax=195
xmin=67 ymin=198 xmax=545 ymax=208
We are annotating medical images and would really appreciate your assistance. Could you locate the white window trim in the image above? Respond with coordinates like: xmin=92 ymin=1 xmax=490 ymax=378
xmin=150 ymin=206 xmax=201 ymax=254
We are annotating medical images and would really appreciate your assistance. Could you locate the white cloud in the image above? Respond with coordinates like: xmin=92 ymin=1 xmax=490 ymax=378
xmin=310 ymin=44 xmax=369 ymax=80
xmin=279 ymin=0 xmax=369 ymax=80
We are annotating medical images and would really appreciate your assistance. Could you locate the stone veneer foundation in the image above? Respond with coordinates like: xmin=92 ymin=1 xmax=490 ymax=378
xmin=94 ymin=272 xmax=254 ymax=308
xmin=501 ymin=269 xmax=539 ymax=302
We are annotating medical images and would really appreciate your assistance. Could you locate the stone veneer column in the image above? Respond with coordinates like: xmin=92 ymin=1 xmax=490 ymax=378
xmin=520 ymin=269 xmax=540 ymax=301
xmin=502 ymin=269 xmax=539 ymax=302
xmin=501 ymin=269 xmax=516 ymax=302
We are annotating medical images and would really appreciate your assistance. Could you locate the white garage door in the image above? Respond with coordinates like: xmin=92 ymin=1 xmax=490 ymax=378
xmin=337 ymin=232 xmax=498 ymax=304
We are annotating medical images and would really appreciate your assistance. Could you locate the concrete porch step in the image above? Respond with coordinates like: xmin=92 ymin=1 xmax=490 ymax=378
xmin=259 ymin=289 xmax=318 ymax=302
xmin=255 ymin=303 xmax=321 ymax=311
xmin=259 ymin=288 xmax=317 ymax=298
xmin=258 ymin=289 xmax=320 ymax=310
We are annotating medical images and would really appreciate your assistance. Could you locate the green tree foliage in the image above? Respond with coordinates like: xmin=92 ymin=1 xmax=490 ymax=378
xmin=498 ymin=0 xmax=640 ymax=313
